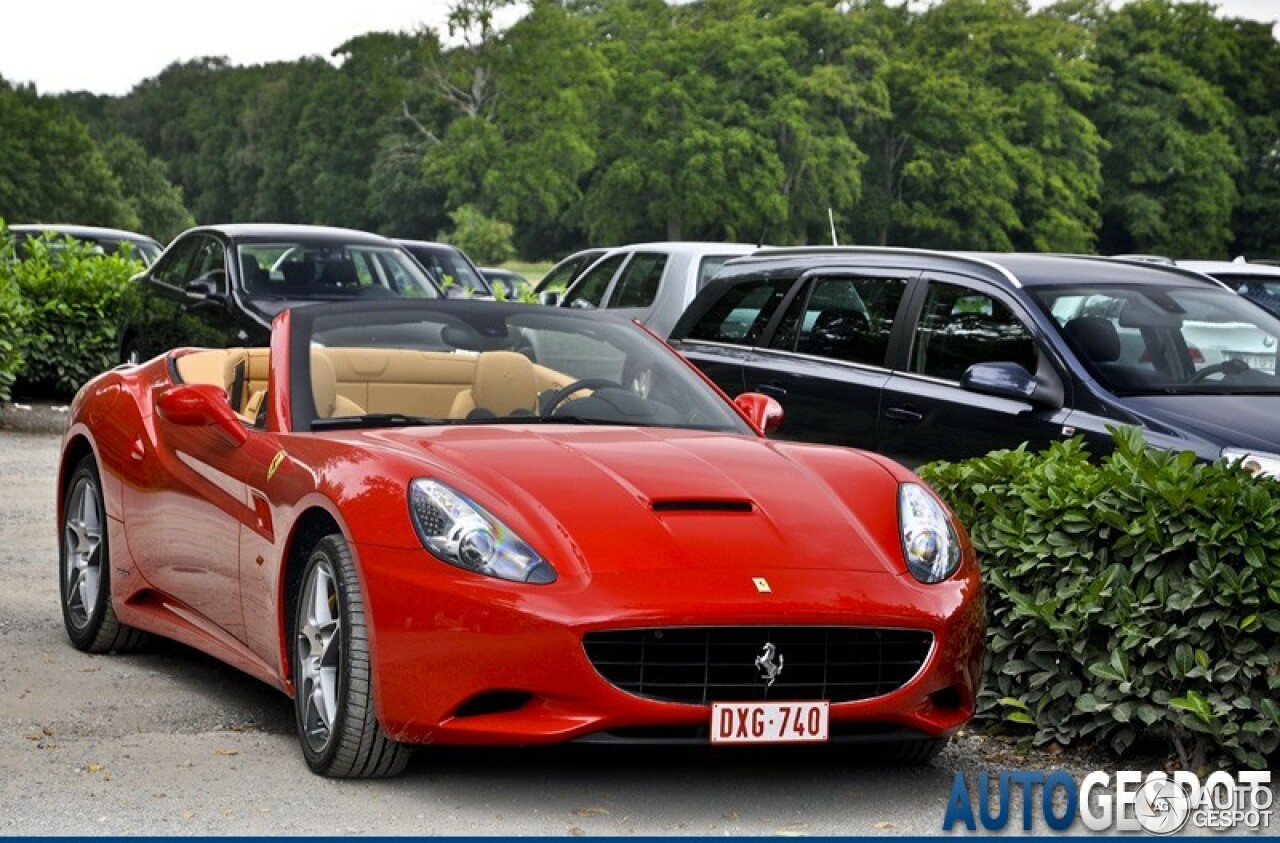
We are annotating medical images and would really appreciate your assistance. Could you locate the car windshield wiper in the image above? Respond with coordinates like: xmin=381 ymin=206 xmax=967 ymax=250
xmin=311 ymin=414 xmax=450 ymax=430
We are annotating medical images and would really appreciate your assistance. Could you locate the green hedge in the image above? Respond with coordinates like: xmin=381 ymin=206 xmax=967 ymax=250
xmin=0 ymin=234 xmax=27 ymax=403
xmin=0 ymin=229 xmax=143 ymax=397
xmin=920 ymin=426 xmax=1280 ymax=769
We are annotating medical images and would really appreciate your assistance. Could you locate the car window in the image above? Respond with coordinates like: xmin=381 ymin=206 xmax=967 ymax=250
xmin=189 ymin=238 xmax=228 ymax=292
xmin=564 ymin=254 xmax=625 ymax=309
xmin=771 ymin=276 xmax=908 ymax=367
xmin=1035 ymin=285 xmax=1280 ymax=393
xmin=696 ymin=256 xmax=736 ymax=290
xmin=539 ymin=252 xmax=598 ymax=291
xmin=608 ymin=253 xmax=667 ymax=308
xmin=239 ymin=242 xmax=439 ymax=299
xmin=686 ymin=279 xmax=793 ymax=345
xmin=910 ymin=282 xmax=1037 ymax=381
xmin=150 ymin=237 xmax=203 ymax=287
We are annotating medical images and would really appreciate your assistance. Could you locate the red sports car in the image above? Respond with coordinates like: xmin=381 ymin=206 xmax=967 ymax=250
xmin=57 ymin=300 xmax=984 ymax=778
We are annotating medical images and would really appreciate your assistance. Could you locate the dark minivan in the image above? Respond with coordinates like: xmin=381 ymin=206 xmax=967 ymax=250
xmin=670 ymin=248 xmax=1280 ymax=477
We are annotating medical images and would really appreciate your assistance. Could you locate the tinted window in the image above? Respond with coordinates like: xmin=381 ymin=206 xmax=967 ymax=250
xmin=564 ymin=254 xmax=625 ymax=309
xmin=190 ymin=238 xmax=227 ymax=292
xmin=911 ymin=282 xmax=1037 ymax=381
xmin=238 ymin=242 xmax=439 ymax=299
xmin=151 ymin=237 xmax=203 ymax=287
xmin=771 ymin=276 xmax=907 ymax=367
xmin=696 ymin=256 xmax=736 ymax=290
xmin=609 ymin=253 xmax=667 ymax=308
xmin=687 ymin=279 xmax=793 ymax=345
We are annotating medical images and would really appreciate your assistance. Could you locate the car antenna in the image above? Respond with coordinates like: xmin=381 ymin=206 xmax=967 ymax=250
xmin=828 ymin=208 xmax=839 ymax=246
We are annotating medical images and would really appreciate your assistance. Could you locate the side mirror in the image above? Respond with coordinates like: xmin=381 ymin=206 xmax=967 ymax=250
xmin=185 ymin=278 xmax=216 ymax=300
xmin=156 ymin=383 xmax=248 ymax=446
xmin=961 ymin=362 xmax=1061 ymax=408
xmin=734 ymin=392 xmax=784 ymax=436
xmin=539 ymin=290 xmax=561 ymax=307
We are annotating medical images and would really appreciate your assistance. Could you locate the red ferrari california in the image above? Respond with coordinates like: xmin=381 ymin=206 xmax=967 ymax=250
xmin=58 ymin=300 xmax=983 ymax=778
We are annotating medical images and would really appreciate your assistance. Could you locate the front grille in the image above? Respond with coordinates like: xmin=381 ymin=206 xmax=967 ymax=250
xmin=582 ymin=626 xmax=933 ymax=705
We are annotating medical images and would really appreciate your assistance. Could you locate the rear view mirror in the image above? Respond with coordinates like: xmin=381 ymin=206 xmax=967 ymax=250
xmin=734 ymin=392 xmax=784 ymax=435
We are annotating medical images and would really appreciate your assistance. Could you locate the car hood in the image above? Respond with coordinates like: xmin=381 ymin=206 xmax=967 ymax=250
xmin=360 ymin=426 xmax=907 ymax=577
xmin=1122 ymin=394 xmax=1280 ymax=453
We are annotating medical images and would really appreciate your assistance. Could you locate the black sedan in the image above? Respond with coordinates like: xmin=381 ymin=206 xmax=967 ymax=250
xmin=670 ymin=248 xmax=1280 ymax=477
xmin=9 ymin=224 xmax=163 ymax=264
xmin=119 ymin=224 xmax=442 ymax=363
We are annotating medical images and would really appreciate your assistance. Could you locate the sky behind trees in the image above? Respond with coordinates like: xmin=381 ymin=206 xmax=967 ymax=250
xmin=1 ymin=0 xmax=1275 ymax=95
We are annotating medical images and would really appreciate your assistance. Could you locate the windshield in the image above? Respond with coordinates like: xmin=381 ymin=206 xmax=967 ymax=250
xmin=237 ymin=242 xmax=439 ymax=300
xmin=296 ymin=305 xmax=753 ymax=434
xmin=1033 ymin=285 xmax=1280 ymax=395
xmin=403 ymin=245 xmax=489 ymax=297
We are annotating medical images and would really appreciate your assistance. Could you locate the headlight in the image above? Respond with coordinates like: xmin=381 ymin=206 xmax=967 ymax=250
xmin=408 ymin=479 xmax=556 ymax=584
xmin=898 ymin=483 xmax=962 ymax=584
xmin=1221 ymin=448 xmax=1280 ymax=479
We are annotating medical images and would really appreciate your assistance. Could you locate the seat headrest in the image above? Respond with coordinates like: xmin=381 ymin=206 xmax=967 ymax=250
xmin=1064 ymin=316 xmax=1121 ymax=363
xmin=472 ymin=351 xmax=537 ymax=416
xmin=320 ymin=259 xmax=358 ymax=287
xmin=310 ymin=349 xmax=339 ymax=418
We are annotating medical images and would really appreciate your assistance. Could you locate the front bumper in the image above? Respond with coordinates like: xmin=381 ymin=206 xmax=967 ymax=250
xmin=355 ymin=544 xmax=985 ymax=746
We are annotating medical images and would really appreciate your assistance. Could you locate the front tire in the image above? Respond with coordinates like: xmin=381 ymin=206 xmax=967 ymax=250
xmin=59 ymin=455 xmax=146 ymax=653
xmin=292 ymin=534 xmax=410 ymax=778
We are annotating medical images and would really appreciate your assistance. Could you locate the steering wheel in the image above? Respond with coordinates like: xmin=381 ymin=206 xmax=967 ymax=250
xmin=1189 ymin=358 xmax=1249 ymax=383
xmin=541 ymin=378 xmax=626 ymax=416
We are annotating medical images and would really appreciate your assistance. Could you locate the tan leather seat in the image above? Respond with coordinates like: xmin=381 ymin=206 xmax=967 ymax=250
xmin=449 ymin=351 xmax=539 ymax=418
xmin=311 ymin=349 xmax=365 ymax=418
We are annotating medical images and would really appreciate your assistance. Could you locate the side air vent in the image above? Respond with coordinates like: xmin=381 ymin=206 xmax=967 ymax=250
xmin=651 ymin=499 xmax=754 ymax=514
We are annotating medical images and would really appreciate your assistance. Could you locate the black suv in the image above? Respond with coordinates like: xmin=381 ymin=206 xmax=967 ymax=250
xmin=670 ymin=248 xmax=1280 ymax=476
xmin=119 ymin=224 xmax=441 ymax=363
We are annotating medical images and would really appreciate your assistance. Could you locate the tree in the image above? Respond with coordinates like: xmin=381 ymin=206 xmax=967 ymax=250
xmin=0 ymin=78 xmax=137 ymax=229
xmin=100 ymin=135 xmax=195 ymax=241
xmin=1091 ymin=0 xmax=1241 ymax=256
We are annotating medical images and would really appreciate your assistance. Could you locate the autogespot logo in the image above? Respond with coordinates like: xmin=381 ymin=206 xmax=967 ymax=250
xmin=942 ymin=770 xmax=1273 ymax=834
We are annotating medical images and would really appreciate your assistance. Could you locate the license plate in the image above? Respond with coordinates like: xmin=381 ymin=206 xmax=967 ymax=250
xmin=710 ymin=701 xmax=829 ymax=744
xmin=1226 ymin=352 xmax=1276 ymax=372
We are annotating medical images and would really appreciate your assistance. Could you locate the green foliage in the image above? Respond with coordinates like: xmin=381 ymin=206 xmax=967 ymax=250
xmin=4 ymin=232 xmax=143 ymax=396
xmin=441 ymin=205 xmax=514 ymax=265
xmin=0 ymin=79 xmax=138 ymax=229
xmin=100 ymin=134 xmax=195 ymax=241
xmin=0 ymin=225 xmax=29 ymax=403
xmin=920 ymin=427 xmax=1280 ymax=768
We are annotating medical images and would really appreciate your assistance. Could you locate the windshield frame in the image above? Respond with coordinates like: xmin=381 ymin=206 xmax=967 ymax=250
xmin=287 ymin=301 xmax=755 ymax=436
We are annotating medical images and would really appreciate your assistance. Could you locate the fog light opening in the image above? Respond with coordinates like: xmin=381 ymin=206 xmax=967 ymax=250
xmin=929 ymin=685 xmax=963 ymax=711
xmin=452 ymin=690 xmax=534 ymax=718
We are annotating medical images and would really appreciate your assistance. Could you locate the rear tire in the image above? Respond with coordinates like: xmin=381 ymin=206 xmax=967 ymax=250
xmin=59 ymin=455 xmax=147 ymax=653
xmin=292 ymin=534 xmax=410 ymax=778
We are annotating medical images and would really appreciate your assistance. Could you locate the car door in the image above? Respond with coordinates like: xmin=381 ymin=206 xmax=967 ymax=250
xmin=131 ymin=235 xmax=238 ymax=355
xmin=741 ymin=270 xmax=916 ymax=449
xmin=877 ymin=272 xmax=1072 ymax=467
xmin=123 ymin=399 xmax=281 ymax=644
xmin=673 ymin=277 xmax=798 ymax=401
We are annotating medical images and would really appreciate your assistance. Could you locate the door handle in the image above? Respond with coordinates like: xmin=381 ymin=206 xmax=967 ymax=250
xmin=755 ymin=382 xmax=787 ymax=399
xmin=885 ymin=406 xmax=923 ymax=423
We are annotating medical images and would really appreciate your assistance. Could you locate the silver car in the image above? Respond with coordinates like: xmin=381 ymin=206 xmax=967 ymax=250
xmin=553 ymin=241 xmax=757 ymax=337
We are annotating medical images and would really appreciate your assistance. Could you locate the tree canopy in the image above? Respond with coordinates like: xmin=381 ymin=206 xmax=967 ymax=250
xmin=3 ymin=0 xmax=1275 ymax=260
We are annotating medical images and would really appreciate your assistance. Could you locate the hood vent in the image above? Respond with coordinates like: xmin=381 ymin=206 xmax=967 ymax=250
xmin=651 ymin=498 xmax=754 ymax=514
